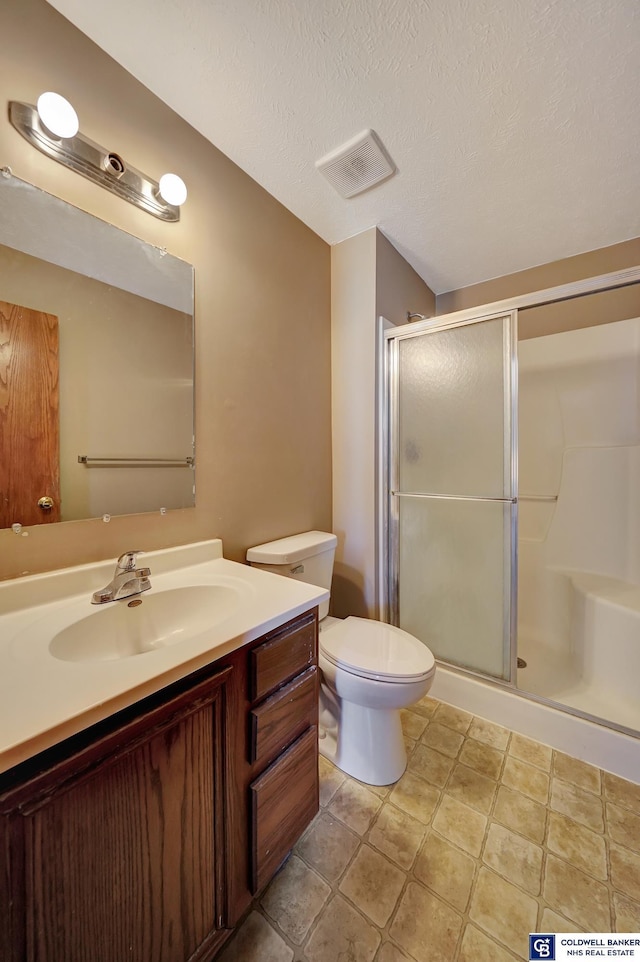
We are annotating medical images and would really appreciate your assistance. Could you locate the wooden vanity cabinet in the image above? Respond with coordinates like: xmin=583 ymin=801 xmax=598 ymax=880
xmin=0 ymin=606 xmax=319 ymax=962
xmin=0 ymin=667 xmax=233 ymax=962
xmin=247 ymin=610 xmax=319 ymax=894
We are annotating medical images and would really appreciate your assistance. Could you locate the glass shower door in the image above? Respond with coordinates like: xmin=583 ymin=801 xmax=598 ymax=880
xmin=387 ymin=312 xmax=517 ymax=682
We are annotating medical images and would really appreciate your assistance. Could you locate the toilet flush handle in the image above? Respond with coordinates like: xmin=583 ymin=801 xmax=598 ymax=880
xmin=290 ymin=564 xmax=305 ymax=575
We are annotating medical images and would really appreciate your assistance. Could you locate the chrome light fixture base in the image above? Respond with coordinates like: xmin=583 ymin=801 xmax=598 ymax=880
xmin=9 ymin=101 xmax=180 ymax=222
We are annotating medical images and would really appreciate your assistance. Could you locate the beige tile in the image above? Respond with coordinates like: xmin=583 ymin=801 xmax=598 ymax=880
xmin=543 ymin=854 xmax=611 ymax=931
xmin=610 ymin=842 xmax=640 ymax=903
xmin=502 ymin=755 xmax=549 ymax=804
xmin=509 ymin=733 xmax=552 ymax=771
xmin=547 ymin=811 xmax=607 ymax=880
xmin=401 ymin=709 xmax=429 ymax=740
xmin=539 ymin=908 xmax=578 ymax=933
xmin=364 ymin=778 xmax=392 ymax=800
xmin=232 ymin=738 xmax=640 ymax=962
xmin=339 ymin=845 xmax=406 ymax=927
xmin=433 ymin=794 xmax=487 ymax=857
xmin=553 ymin=752 xmax=601 ymax=794
xmin=218 ymin=911 xmax=293 ymax=962
xmin=613 ymin=892 xmax=640 ymax=932
xmin=459 ymin=924 xmax=519 ymax=962
xmin=411 ymin=695 xmax=440 ymax=719
xmin=550 ymin=777 xmax=604 ymax=832
xmin=402 ymin=735 xmax=418 ymax=760
xmin=494 ymin=785 xmax=547 ymax=844
xmin=604 ymin=772 xmax=640 ymax=815
xmin=483 ymin=822 xmax=543 ymax=896
xmin=608 ymin=801 xmax=640 ymax=855
xmin=295 ymin=812 xmax=359 ymax=882
xmin=389 ymin=881 xmax=462 ymax=962
xmin=260 ymin=855 xmax=330 ymax=945
xmin=447 ymin=763 xmax=497 ymax=816
xmin=318 ymin=755 xmax=345 ymax=807
xmin=421 ymin=722 xmax=464 ymax=758
xmin=469 ymin=867 xmax=538 ymax=957
xmin=369 ymin=802 xmax=426 ymax=869
xmin=468 ymin=717 xmax=510 ymax=751
xmin=414 ymin=831 xmax=476 ymax=912
xmin=389 ymin=771 xmax=441 ymax=825
xmin=459 ymin=739 xmax=504 ymax=780
xmin=407 ymin=744 xmax=455 ymax=789
xmin=375 ymin=944 xmax=412 ymax=962
xmin=433 ymin=703 xmax=473 ymax=734
xmin=304 ymin=894 xmax=381 ymax=962
xmin=403 ymin=734 xmax=417 ymax=757
xmin=328 ymin=779 xmax=382 ymax=835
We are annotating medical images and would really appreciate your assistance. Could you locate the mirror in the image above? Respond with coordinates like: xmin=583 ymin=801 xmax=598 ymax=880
xmin=0 ymin=172 xmax=194 ymax=529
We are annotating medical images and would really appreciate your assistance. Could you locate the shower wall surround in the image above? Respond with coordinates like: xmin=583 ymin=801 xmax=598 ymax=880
xmin=518 ymin=316 xmax=640 ymax=732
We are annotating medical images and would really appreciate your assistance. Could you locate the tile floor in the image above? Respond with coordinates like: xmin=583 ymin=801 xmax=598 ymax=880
xmin=219 ymin=696 xmax=640 ymax=962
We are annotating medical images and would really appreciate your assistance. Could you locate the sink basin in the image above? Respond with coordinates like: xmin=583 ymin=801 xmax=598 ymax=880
xmin=49 ymin=584 xmax=245 ymax=662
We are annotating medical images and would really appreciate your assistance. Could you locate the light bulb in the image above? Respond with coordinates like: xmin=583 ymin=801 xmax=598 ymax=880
xmin=36 ymin=92 xmax=79 ymax=139
xmin=158 ymin=173 xmax=187 ymax=207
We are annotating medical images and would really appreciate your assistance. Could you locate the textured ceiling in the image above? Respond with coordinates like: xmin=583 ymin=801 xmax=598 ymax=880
xmin=46 ymin=0 xmax=639 ymax=293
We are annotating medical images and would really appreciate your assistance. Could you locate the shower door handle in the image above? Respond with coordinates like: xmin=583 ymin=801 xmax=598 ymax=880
xmin=391 ymin=491 xmax=517 ymax=503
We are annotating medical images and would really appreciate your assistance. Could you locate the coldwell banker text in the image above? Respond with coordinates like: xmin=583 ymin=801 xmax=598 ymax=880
xmin=561 ymin=938 xmax=640 ymax=957
xmin=530 ymin=934 xmax=640 ymax=961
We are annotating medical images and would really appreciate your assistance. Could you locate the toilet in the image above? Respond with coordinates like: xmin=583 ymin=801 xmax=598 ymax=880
xmin=246 ymin=531 xmax=436 ymax=786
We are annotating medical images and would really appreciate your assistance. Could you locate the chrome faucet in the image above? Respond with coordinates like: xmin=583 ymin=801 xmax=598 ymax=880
xmin=91 ymin=550 xmax=152 ymax=604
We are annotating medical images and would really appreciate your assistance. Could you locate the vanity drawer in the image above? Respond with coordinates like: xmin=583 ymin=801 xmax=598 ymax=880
xmin=250 ymin=726 xmax=318 ymax=893
xmin=249 ymin=667 xmax=318 ymax=764
xmin=250 ymin=611 xmax=316 ymax=702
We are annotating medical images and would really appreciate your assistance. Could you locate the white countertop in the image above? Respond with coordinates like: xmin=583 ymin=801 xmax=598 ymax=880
xmin=0 ymin=540 xmax=328 ymax=775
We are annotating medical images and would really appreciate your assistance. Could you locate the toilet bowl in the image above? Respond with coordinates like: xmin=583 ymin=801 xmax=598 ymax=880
xmin=246 ymin=532 xmax=436 ymax=785
xmin=319 ymin=615 xmax=435 ymax=784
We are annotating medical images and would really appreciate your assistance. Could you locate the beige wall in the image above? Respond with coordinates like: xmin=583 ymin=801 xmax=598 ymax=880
xmin=0 ymin=0 xmax=331 ymax=580
xmin=331 ymin=229 xmax=377 ymax=618
xmin=375 ymin=232 xmax=436 ymax=325
xmin=437 ymin=239 xmax=640 ymax=339
xmin=331 ymin=229 xmax=434 ymax=618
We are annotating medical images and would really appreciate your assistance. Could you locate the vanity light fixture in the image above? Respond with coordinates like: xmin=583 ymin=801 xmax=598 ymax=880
xmin=158 ymin=172 xmax=188 ymax=207
xmin=36 ymin=92 xmax=79 ymax=139
xmin=9 ymin=95 xmax=187 ymax=222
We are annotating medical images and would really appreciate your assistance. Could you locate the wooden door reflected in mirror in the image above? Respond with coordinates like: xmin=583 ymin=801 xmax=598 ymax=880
xmin=0 ymin=300 xmax=60 ymax=527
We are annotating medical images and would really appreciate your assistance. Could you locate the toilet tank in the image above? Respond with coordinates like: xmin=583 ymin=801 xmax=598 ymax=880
xmin=246 ymin=531 xmax=337 ymax=620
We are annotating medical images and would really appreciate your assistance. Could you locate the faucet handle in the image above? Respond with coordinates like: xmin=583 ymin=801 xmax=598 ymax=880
xmin=116 ymin=550 xmax=144 ymax=571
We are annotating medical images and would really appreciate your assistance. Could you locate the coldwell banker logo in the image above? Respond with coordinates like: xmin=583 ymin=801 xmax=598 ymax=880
xmin=530 ymin=934 xmax=556 ymax=960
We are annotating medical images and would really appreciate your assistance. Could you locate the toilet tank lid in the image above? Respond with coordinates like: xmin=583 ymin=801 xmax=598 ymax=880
xmin=246 ymin=531 xmax=337 ymax=565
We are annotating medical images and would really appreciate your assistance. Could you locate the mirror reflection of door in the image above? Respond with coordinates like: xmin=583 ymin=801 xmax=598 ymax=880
xmin=0 ymin=300 xmax=60 ymax=526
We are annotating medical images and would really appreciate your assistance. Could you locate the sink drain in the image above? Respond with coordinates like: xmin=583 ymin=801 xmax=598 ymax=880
xmin=517 ymin=656 xmax=527 ymax=669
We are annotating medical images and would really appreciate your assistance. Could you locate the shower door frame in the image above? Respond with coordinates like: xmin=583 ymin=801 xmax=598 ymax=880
xmin=379 ymin=264 xmax=640 ymax=693
xmin=383 ymin=310 xmax=519 ymax=685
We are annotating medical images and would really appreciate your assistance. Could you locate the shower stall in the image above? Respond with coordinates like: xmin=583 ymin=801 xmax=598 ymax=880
xmin=381 ymin=270 xmax=640 ymax=744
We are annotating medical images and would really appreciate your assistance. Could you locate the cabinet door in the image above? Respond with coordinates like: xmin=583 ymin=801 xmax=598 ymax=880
xmin=250 ymin=726 xmax=319 ymax=893
xmin=8 ymin=670 xmax=231 ymax=962
xmin=250 ymin=610 xmax=316 ymax=702
xmin=249 ymin=666 xmax=318 ymax=764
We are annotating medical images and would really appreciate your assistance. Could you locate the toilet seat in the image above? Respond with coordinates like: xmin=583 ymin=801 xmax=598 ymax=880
xmin=320 ymin=616 xmax=435 ymax=683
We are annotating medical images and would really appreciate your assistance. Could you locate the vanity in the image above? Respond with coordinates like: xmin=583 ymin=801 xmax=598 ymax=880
xmin=0 ymin=540 xmax=327 ymax=962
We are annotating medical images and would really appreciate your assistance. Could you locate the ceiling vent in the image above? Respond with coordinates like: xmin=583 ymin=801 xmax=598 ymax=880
xmin=315 ymin=129 xmax=396 ymax=199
